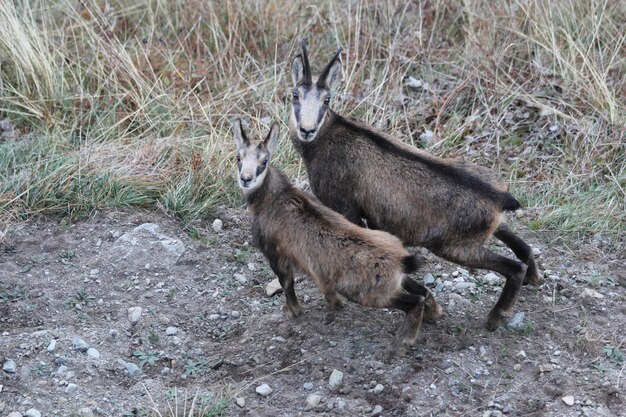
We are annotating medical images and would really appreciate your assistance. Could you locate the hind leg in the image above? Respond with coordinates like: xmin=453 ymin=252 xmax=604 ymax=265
xmin=270 ymin=262 xmax=303 ymax=319
xmin=437 ymin=246 xmax=526 ymax=331
xmin=402 ymin=278 xmax=443 ymax=323
xmin=389 ymin=293 xmax=426 ymax=355
xmin=323 ymin=290 xmax=346 ymax=310
xmin=494 ymin=224 xmax=543 ymax=285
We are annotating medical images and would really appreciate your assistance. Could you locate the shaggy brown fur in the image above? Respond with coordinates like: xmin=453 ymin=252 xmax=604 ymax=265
xmin=289 ymin=44 xmax=542 ymax=331
xmin=233 ymin=120 xmax=442 ymax=354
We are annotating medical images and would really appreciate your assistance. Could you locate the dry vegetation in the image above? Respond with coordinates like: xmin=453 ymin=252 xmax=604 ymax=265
xmin=1 ymin=0 xmax=624 ymax=245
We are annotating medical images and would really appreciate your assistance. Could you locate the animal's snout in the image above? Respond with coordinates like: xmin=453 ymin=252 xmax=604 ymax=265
xmin=299 ymin=127 xmax=316 ymax=139
xmin=240 ymin=175 xmax=252 ymax=186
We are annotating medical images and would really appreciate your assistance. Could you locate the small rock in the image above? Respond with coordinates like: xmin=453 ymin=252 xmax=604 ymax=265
xmin=419 ymin=130 xmax=434 ymax=146
xmin=86 ymin=348 xmax=100 ymax=360
xmin=235 ymin=397 xmax=245 ymax=408
xmin=256 ymin=383 xmax=272 ymax=397
xmin=532 ymin=246 xmax=541 ymax=256
xmin=305 ymin=394 xmax=322 ymax=410
xmin=423 ymin=273 xmax=435 ymax=285
xmin=65 ymin=383 xmax=78 ymax=394
xmin=25 ymin=410 xmax=41 ymax=417
xmin=517 ymin=350 xmax=527 ymax=358
xmin=72 ymin=336 xmax=90 ymax=352
xmin=562 ymin=396 xmax=575 ymax=406
xmin=506 ymin=312 xmax=525 ymax=330
xmin=117 ymin=359 xmax=142 ymax=377
xmin=7 ymin=413 xmax=23 ymax=417
xmin=482 ymin=272 xmax=502 ymax=285
xmin=582 ymin=288 xmax=604 ymax=299
xmin=77 ymin=408 xmax=94 ymax=417
xmin=208 ymin=314 xmax=220 ymax=320
xmin=231 ymin=311 xmax=241 ymax=319
xmin=234 ymin=273 xmax=248 ymax=284
xmin=444 ymin=367 xmax=454 ymax=374
xmin=479 ymin=346 xmax=487 ymax=357
xmin=514 ymin=364 xmax=522 ymax=371
xmin=165 ymin=326 xmax=178 ymax=336
xmin=405 ymin=76 xmax=423 ymax=89
xmin=265 ymin=279 xmax=283 ymax=297
xmin=453 ymin=282 xmax=476 ymax=293
xmin=372 ymin=384 xmax=384 ymax=394
xmin=127 ymin=306 xmax=143 ymax=324
xmin=371 ymin=405 xmax=383 ymax=416
xmin=303 ymin=382 xmax=314 ymax=390
xmin=47 ymin=339 xmax=57 ymax=352
xmin=539 ymin=364 xmax=554 ymax=373
xmin=212 ymin=219 xmax=223 ymax=233
xmin=328 ymin=369 xmax=344 ymax=390
xmin=161 ymin=367 xmax=171 ymax=375
xmin=337 ymin=400 xmax=346 ymax=410
xmin=2 ymin=359 xmax=17 ymax=373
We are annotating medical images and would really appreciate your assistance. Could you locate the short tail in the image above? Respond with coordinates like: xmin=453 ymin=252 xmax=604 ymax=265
xmin=501 ymin=192 xmax=521 ymax=212
xmin=402 ymin=254 xmax=421 ymax=274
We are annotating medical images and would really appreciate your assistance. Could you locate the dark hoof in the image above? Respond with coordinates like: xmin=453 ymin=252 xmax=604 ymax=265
xmin=283 ymin=302 xmax=303 ymax=319
xmin=486 ymin=311 xmax=508 ymax=331
xmin=523 ymin=263 xmax=543 ymax=286
xmin=424 ymin=302 xmax=443 ymax=323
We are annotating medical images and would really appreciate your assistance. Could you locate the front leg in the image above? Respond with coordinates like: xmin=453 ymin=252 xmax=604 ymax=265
xmin=272 ymin=263 xmax=303 ymax=319
xmin=323 ymin=290 xmax=346 ymax=310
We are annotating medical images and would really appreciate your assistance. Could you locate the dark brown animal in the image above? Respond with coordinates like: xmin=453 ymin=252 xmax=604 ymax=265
xmin=289 ymin=41 xmax=542 ymax=331
xmin=233 ymin=119 xmax=442 ymax=354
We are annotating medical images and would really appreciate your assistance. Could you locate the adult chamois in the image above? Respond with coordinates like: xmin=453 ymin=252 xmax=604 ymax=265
xmin=289 ymin=41 xmax=542 ymax=331
xmin=232 ymin=119 xmax=442 ymax=354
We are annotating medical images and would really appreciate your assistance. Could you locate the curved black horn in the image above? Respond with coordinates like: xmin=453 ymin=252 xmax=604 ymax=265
xmin=317 ymin=48 xmax=342 ymax=87
xmin=301 ymin=40 xmax=312 ymax=84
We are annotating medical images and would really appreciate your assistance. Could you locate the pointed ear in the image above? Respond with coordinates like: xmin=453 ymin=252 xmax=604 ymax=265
xmin=291 ymin=55 xmax=304 ymax=86
xmin=263 ymin=123 xmax=280 ymax=154
xmin=232 ymin=118 xmax=249 ymax=149
xmin=326 ymin=57 xmax=342 ymax=91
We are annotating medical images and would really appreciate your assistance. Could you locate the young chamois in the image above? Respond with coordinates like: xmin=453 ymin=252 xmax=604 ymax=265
xmin=289 ymin=41 xmax=542 ymax=331
xmin=232 ymin=119 xmax=442 ymax=354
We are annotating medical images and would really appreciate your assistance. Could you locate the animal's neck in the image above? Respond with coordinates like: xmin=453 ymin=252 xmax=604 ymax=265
xmin=244 ymin=167 xmax=289 ymax=214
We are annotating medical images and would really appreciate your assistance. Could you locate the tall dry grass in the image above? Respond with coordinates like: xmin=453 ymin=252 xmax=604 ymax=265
xmin=0 ymin=0 xmax=624 ymax=244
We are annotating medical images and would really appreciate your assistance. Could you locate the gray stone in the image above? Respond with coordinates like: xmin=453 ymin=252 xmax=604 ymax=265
xmin=234 ymin=273 xmax=248 ymax=284
xmin=303 ymin=382 xmax=314 ymax=390
xmin=420 ymin=130 xmax=434 ymax=146
xmin=231 ymin=311 xmax=241 ymax=319
xmin=165 ymin=326 xmax=178 ymax=336
xmin=482 ymin=272 xmax=502 ymax=285
xmin=108 ymin=223 xmax=185 ymax=269
xmin=562 ymin=396 xmax=575 ymax=406
xmin=372 ymin=384 xmax=384 ymax=394
xmin=2 ymin=359 xmax=17 ymax=373
xmin=479 ymin=346 xmax=487 ymax=357
xmin=305 ymin=394 xmax=322 ymax=410
xmin=7 ymin=412 xmax=23 ymax=417
xmin=453 ymin=282 xmax=476 ymax=293
xmin=212 ymin=219 xmax=223 ymax=233
xmin=77 ymin=407 xmax=95 ymax=417
xmin=506 ymin=312 xmax=525 ymax=330
xmin=25 ymin=410 xmax=41 ymax=417
xmin=235 ymin=397 xmax=245 ymax=408
xmin=266 ymin=279 xmax=283 ymax=297
xmin=423 ymin=273 xmax=435 ymax=285
xmin=161 ymin=367 xmax=171 ymax=375
xmin=255 ymin=383 xmax=272 ymax=397
xmin=336 ymin=400 xmax=346 ymax=410
xmin=539 ymin=364 xmax=554 ymax=373
xmin=117 ymin=359 xmax=142 ymax=377
xmin=56 ymin=365 xmax=68 ymax=377
xmin=127 ymin=306 xmax=143 ymax=324
xmin=329 ymin=369 xmax=344 ymax=390
xmin=371 ymin=405 xmax=383 ymax=416
xmin=47 ymin=339 xmax=57 ymax=352
xmin=582 ymin=288 xmax=604 ymax=299
xmin=447 ymin=293 xmax=471 ymax=312
xmin=208 ymin=314 xmax=220 ymax=320
xmin=65 ymin=383 xmax=78 ymax=394
xmin=86 ymin=348 xmax=100 ymax=360
xmin=73 ymin=336 xmax=90 ymax=352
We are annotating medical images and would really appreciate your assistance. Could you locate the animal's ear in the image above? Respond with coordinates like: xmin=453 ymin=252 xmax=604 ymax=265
xmin=291 ymin=54 xmax=304 ymax=86
xmin=325 ymin=56 xmax=342 ymax=91
xmin=263 ymin=123 xmax=280 ymax=154
xmin=232 ymin=118 xmax=249 ymax=149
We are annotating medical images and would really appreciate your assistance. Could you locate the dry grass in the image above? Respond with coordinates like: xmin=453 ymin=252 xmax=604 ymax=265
xmin=0 ymin=0 xmax=624 ymax=245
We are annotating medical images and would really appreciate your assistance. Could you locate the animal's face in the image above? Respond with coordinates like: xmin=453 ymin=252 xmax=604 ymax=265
xmin=290 ymin=41 xmax=342 ymax=143
xmin=232 ymin=120 xmax=279 ymax=193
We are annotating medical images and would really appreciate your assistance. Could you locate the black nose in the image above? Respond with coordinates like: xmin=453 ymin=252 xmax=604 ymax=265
xmin=299 ymin=127 xmax=316 ymax=138
xmin=240 ymin=176 xmax=252 ymax=186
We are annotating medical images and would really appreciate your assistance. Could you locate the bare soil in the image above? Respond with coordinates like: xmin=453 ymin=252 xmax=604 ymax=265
xmin=0 ymin=209 xmax=624 ymax=417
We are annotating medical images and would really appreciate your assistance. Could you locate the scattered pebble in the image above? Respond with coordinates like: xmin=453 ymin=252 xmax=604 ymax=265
xmin=47 ymin=339 xmax=57 ymax=352
xmin=72 ymin=336 xmax=90 ymax=352
xmin=7 ymin=412 xmax=23 ymax=417
xmin=419 ymin=130 xmax=434 ymax=146
xmin=165 ymin=326 xmax=178 ymax=336
xmin=234 ymin=273 xmax=247 ymax=284
xmin=3 ymin=359 xmax=17 ymax=373
xmin=444 ymin=367 xmax=454 ymax=374
xmin=453 ymin=282 xmax=476 ymax=293
xmin=371 ymin=405 xmax=383 ymax=416
xmin=25 ymin=410 xmax=41 ymax=417
xmin=483 ymin=272 xmax=502 ymax=285
xmin=117 ymin=359 xmax=142 ymax=377
xmin=305 ymin=394 xmax=322 ymax=410
xmin=256 ymin=383 xmax=272 ymax=397
xmin=582 ymin=288 xmax=604 ymax=299
xmin=266 ymin=279 xmax=283 ymax=297
xmin=329 ymin=369 xmax=344 ymax=390
xmin=65 ymin=383 xmax=78 ymax=394
xmin=423 ymin=273 xmax=435 ymax=285
xmin=372 ymin=384 xmax=384 ymax=394
xmin=235 ymin=397 xmax=246 ymax=408
xmin=303 ymin=382 xmax=314 ymax=390
xmin=514 ymin=364 xmax=522 ymax=371
xmin=212 ymin=219 xmax=223 ymax=233
xmin=506 ymin=312 xmax=526 ymax=330
xmin=231 ymin=310 xmax=241 ymax=319
xmin=86 ymin=348 xmax=100 ymax=360
xmin=127 ymin=306 xmax=143 ymax=325
xmin=562 ymin=396 xmax=575 ymax=406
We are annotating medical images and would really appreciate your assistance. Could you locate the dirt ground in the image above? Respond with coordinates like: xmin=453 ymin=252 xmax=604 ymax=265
xmin=0 ymin=209 xmax=624 ymax=417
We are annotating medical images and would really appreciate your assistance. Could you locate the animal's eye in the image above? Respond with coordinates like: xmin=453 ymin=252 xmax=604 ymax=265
xmin=261 ymin=159 xmax=268 ymax=166
xmin=323 ymin=96 xmax=331 ymax=105
xmin=292 ymin=91 xmax=299 ymax=100
xmin=236 ymin=154 xmax=241 ymax=162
